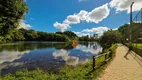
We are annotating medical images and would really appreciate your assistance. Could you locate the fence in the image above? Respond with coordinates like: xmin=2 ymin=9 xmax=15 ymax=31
xmin=131 ymin=8 xmax=142 ymax=48
xmin=124 ymin=43 xmax=142 ymax=57
xmin=92 ymin=51 xmax=112 ymax=70
xmin=133 ymin=8 xmax=142 ymax=24
xmin=127 ymin=8 xmax=142 ymax=57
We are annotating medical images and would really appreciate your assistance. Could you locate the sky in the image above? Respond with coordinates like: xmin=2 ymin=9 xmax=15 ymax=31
xmin=21 ymin=0 xmax=142 ymax=36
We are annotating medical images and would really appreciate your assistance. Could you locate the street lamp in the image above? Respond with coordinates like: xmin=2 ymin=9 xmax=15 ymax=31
xmin=129 ymin=2 xmax=134 ymax=45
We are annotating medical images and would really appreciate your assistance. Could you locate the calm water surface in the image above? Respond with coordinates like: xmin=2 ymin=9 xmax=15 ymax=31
xmin=0 ymin=42 xmax=102 ymax=75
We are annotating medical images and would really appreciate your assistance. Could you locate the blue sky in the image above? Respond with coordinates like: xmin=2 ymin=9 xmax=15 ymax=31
xmin=22 ymin=0 xmax=142 ymax=36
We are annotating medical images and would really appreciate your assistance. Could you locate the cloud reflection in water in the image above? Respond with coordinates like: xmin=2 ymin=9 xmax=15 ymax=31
xmin=76 ymin=42 xmax=102 ymax=54
xmin=0 ymin=50 xmax=30 ymax=64
xmin=53 ymin=49 xmax=79 ymax=66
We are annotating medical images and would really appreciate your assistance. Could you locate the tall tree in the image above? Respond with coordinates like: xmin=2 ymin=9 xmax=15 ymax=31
xmin=56 ymin=31 xmax=77 ymax=40
xmin=100 ymin=30 xmax=122 ymax=48
xmin=0 ymin=0 xmax=28 ymax=35
xmin=118 ymin=23 xmax=142 ymax=43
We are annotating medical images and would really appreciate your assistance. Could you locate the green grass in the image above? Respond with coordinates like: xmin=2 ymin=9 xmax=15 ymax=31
xmin=0 ymin=61 xmax=104 ymax=80
xmin=133 ymin=43 xmax=142 ymax=57
xmin=132 ymin=43 xmax=142 ymax=57
xmin=133 ymin=43 xmax=142 ymax=48
xmin=124 ymin=43 xmax=142 ymax=57
xmin=95 ymin=53 xmax=110 ymax=68
xmin=108 ymin=44 xmax=117 ymax=54
xmin=95 ymin=54 xmax=106 ymax=68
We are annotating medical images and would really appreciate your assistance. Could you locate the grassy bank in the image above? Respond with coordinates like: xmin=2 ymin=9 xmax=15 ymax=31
xmin=0 ymin=61 xmax=103 ymax=80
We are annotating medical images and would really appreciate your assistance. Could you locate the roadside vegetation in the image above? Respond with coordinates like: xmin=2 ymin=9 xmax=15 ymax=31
xmin=118 ymin=23 xmax=142 ymax=43
xmin=132 ymin=43 xmax=142 ymax=57
xmin=118 ymin=23 xmax=142 ymax=57
xmin=92 ymin=30 xmax=120 ymax=69
xmin=99 ymin=30 xmax=121 ymax=51
xmin=133 ymin=43 xmax=142 ymax=48
xmin=95 ymin=44 xmax=117 ymax=69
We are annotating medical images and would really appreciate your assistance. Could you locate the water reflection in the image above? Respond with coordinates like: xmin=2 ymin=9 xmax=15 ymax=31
xmin=0 ymin=42 xmax=102 ymax=75
xmin=76 ymin=42 xmax=103 ymax=54
xmin=0 ymin=51 xmax=30 ymax=64
xmin=53 ymin=49 xmax=79 ymax=66
xmin=0 ymin=42 xmax=73 ymax=52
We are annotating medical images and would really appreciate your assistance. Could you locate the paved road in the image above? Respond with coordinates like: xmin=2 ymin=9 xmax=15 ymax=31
xmin=98 ymin=44 xmax=142 ymax=80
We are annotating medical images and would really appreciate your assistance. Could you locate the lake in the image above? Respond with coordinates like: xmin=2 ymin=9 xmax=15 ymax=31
xmin=0 ymin=42 xmax=102 ymax=75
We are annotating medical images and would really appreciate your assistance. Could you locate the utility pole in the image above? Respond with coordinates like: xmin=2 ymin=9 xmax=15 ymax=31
xmin=141 ymin=8 xmax=142 ymax=23
xmin=129 ymin=2 xmax=134 ymax=46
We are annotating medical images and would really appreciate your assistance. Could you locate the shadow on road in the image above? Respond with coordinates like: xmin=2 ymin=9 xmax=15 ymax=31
xmin=124 ymin=50 xmax=132 ymax=60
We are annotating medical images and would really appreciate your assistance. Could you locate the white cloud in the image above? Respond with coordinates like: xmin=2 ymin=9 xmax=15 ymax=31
xmin=82 ymin=27 xmax=109 ymax=35
xmin=74 ymin=27 xmax=110 ymax=37
xmin=53 ymin=4 xmax=110 ymax=31
xmin=64 ymin=14 xmax=80 ymax=24
xmin=53 ymin=22 xmax=70 ymax=32
xmin=77 ymin=10 xmax=88 ymax=21
xmin=87 ymin=3 xmax=110 ymax=23
xmin=73 ymin=31 xmax=91 ymax=37
xmin=110 ymin=0 xmax=142 ymax=13
xmin=133 ymin=21 xmax=142 ymax=23
xmin=18 ymin=20 xmax=32 ymax=30
xmin=112 ymin=28 xmax=118 ymax=30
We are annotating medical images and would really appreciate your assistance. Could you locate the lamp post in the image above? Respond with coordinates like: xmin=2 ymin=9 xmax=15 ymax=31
xmin=129 ymin=2 xmax=134 ymax=46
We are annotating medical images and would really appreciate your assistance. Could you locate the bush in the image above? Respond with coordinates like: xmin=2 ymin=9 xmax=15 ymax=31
xmin=0 ymin=36 xmax=5 ymax=43
xmin=108 ymin=44 xmax=118 ymax=54
xmin=100 ymin=30 xmax=121 ymax=49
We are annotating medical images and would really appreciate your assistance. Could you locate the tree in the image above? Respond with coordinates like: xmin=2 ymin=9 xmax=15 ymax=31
xmin=63 ymin=31 xmax=77 ymax=39
xmin=10 ymin=29 xmax=25 ymax=41
xmin=118 ymin=23 xmax=142 ymax=43
xmin=118 ymin=24 xmax=130 ymax=43
xmin=100 ymin=30 xmax=122 ymax=48
xmin=24 ymin=30 xmax=39 ymax=41
xmin=79 ymin=35 xmax=89 ymax=41
xmin=0 ymin=0 xmax=28 ymax=35
xmin=56 ymin=31 xmax=77 ymax=40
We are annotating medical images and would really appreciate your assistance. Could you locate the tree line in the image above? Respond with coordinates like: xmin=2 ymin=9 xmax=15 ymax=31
xmin=78 ymin=35 xmax=99 ymax=41
xmin=99 ymin=23 xmax=142 ymax=50
xmin=0 ymin=0 xmax=79 ymax=43
xmin=0 ymin=0 xmax=99 ymax=44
